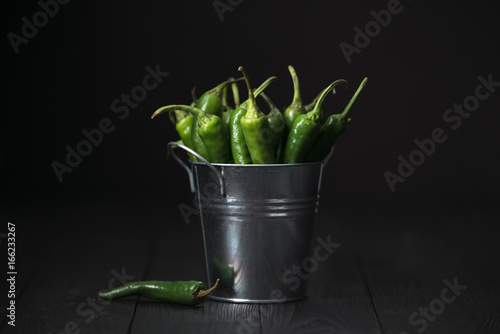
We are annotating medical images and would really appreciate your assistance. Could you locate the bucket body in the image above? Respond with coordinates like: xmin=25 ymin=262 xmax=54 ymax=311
xmin=192 ymin=161 xmax=324 ymax=303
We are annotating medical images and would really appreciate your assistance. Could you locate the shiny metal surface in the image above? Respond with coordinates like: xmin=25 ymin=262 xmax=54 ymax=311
xmin=168 ymin=142 xmax=325 ymax=303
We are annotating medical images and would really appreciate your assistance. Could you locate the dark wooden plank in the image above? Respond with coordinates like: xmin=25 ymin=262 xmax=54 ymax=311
xmin=258 ymin=207 xmax=384 ymax=334
xmin=128 ymin=198 xmax=383 ymax=334
xmin=131 ymin=300 xmax=261 ymax=334
xmin=10 ymin=196 xmax=497 ymax=334
xmin=350 ymin=204 xmax=500 ymax=334
xmin=0 ymin=202 xmax=60 ymax=331
xmin=433 ymin=207 xmax=500 ymax=334
xmin=128 ymin=195 xmax=264 ymax=334
xmin=9 ymin=199 xmax=156 ymax=334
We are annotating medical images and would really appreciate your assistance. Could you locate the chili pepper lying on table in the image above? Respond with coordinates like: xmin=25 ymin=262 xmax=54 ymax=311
xmin=306 ymin=77 xmax=369 ymax=162
xmin=239 ymin=66 xmax=276 ymax=164
xmin=229 ymin=76 xmax=278 ymax=164
xmin=281 ymin=79 xmax=348 ymax=164
xmin=99 ymin=279 xmax=219 ymax=306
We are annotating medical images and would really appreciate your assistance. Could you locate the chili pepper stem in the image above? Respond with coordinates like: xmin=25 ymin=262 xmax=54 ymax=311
xmin=191 ymin=87 xmax=198 ymax=105
xmin=194 ymin=279 xmax=220 ymax=299
xmin=222 ymin=84 xmax=229 ymax=109
xmin=238 ymin=66 xmax=258 ymax=117
xmin=308 ymin=79 xmax=348 ymax=122
xmin=288 ymin=65 xmax=304 ymax=107
xmin=152 ymin=104 xmax=205 ymax=119
xmin=231 ymin=79 xmax=240 ymax=107
xmin=208 ymin=77 xmax=244 ymax=98
xmin=339 ymin=77 xmax=369 ymax=121
xmin=253 ymin=76 xmax=278 ymax=97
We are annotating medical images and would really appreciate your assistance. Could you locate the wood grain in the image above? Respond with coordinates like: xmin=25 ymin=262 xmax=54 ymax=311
xmin=3 ymin=200 xmax=499 ymax=333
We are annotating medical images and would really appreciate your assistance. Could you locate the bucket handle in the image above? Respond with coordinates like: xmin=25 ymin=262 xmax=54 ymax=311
xmin=167 ymin=141 xmax=226 ymax=198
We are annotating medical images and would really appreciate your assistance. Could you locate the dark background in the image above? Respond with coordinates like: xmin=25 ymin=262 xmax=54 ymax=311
xmin=2 ymin=0 xmax=499 ymax=210
xmin=1 ymin=0 xmax=499 ymax=332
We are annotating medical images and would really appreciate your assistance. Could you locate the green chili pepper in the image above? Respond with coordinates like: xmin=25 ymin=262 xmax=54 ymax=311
xmin=305 ymin=89 xmax=333 ymax=125
xmin=259 ymin=92 xmax=285 ymax=161
xmin=196 ymin=77 xmax=243 ymax=117
xmin=190 ymin=112 xmax=211 ymax=161
xmin=221 ymin=79 xmax=235 ymax=130
xmin=229 ymin=76 xmax=278 ymax=164
xmin=197 ymin=111 xmax=232 ymax=164
xmin=193 ymin=78 xmax=242 ymax=159
xmin=239 ymin=66 xmax=276 ymax=164
xmin=229 ymin=107 xmax=252 ymax=164
xmin=221 ymin=78 xmax=241 ymax=130
xmin=152 ymin=105 xmax=231 ymax=163
xmin=98 ymin=279 xmax=219 ymax=306
xmin=281 ymin=79 xmax=348 ymax=164
xmin=152 ymin=107 xmax=197 ymax=160
xmin=152 ymin=105 xmax=210 ymax=161
xmin=283 ymin=65 xmax=307 ymax=145
xmin=231 ymin=77 xmax=240 ymax=108
xmin=306 ymin=77 xmax=369 ymax=162
xmin=170 ymin=108 xmax=196 ymax=161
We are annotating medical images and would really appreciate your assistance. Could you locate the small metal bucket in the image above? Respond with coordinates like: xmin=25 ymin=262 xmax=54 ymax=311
xmin=168 ymin=142 xmax=330 ymax=303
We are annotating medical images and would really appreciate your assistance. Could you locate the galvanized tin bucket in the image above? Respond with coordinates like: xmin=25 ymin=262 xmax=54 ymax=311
xmin=168 ymin=142 xmax=330 ymax=303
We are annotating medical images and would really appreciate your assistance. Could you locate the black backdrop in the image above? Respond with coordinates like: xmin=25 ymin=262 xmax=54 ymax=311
xmin=2 ymin=0 xmax=500 ymax=226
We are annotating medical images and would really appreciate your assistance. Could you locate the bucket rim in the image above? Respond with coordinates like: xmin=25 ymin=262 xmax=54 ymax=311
xmin=167 ymin=141 xmax=332 ymax=197
xmin=189 ymin=160 xmax=325 ymax=167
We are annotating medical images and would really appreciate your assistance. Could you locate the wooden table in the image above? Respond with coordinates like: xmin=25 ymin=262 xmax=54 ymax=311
xmin=2 ymin=197 xmax=499 ymax=334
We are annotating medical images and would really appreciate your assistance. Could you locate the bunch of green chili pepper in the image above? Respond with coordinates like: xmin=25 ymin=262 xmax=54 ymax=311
xmin=151 ymin=66 xmax=368 ymax=164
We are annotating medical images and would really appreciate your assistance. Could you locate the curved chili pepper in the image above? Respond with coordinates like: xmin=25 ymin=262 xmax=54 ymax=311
xmin=231 ymin=78 xmax=240 ymax=108
xmin=222 ymin=79 xmax=241 ymax=129
xmin=239 ymin=66 xmax=276 ymax=164
xmin=306 ymin=77 xmax=369 ymax=162
xmin=221 ymin=79 xmax=235 ymax=130
xmin=152 ymin=105 xmax=211 ymax=161
xmin=190 ymin=112 xmax=211 ymax=161
xmin=192 ymin=78 xmax=242 ymax=159
xmin=153 ymin=105 xmax=231 ymax=163
xmin=305 ymin=89 xmax=334 ymax=124
xmin=197 ymin=111 xmax=232 ymax=163
xmin=259 ymin=92 xmax=285 ymax=161
xmin=99 ymin=279 xmax=219 ymax=306
xmin=196 ymin=77 xmax=243 ymax=117
xmin=229 ymin=76 xmax=278 ymax=164
xmin=283 ymin=65 xmax=307 ymax=144
xmin=229 ymin=107 xmax=252 ymax=164
xmin=281 ymin=79 xmax=348 ymax=164
xmin=171 ymin=108 xmax=196 ymax=161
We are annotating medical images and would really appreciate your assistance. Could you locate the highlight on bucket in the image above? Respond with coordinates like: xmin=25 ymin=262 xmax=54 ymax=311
xmin=168 ymin=141 xmax=327 ymax=303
